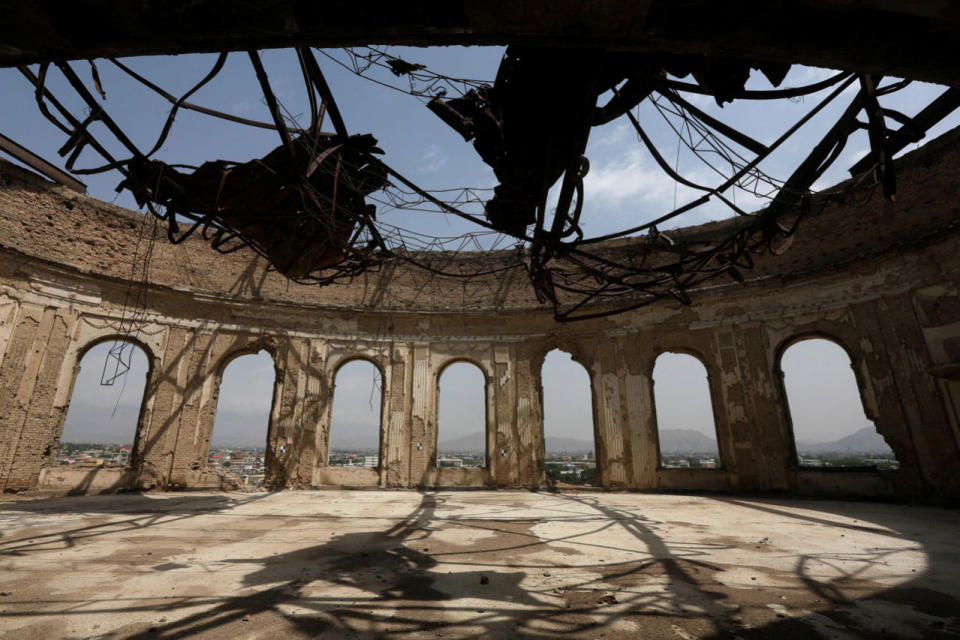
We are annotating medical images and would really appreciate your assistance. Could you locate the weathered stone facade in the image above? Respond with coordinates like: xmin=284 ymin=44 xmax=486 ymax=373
xmin=1 ymin=129 xmax=958 ymax=502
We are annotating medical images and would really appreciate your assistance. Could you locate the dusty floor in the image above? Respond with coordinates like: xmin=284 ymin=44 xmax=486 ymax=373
xmin=0 ymin=490 xmax=958 ymax=639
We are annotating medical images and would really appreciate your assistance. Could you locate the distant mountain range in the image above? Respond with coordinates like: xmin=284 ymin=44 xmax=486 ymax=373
xmin=436 ymin=431 xmax=485 ymax=452
xmin=795 ymin=427 xmax=893 ymax=454
xmin=436 ymin=429 xmax=720 ymax=454
xmin=434 ymin=427 xmax=893 ymax=455
xmin=62 ymin=399 xmax=895 ymax=457
xmin=658 ymin=429 xmax=718 ymax=454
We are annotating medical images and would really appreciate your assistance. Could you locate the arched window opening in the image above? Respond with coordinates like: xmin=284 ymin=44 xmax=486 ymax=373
xmin=542 ymin=349 xmax=596 ymax=485
xmin=781 ymin=338 xmax=898 ymax=470
xmin=210 ymin=350 xmax=275 ymax=484
xmin=58 ymin=340 xmax=149 ymax=468
xmin=437 ymin=361 xmax=487 ymax=468
xmin=653 ymin=352 xmax=721 ymax=469
xmin=329 ymin=359 xmax=383 ymax=468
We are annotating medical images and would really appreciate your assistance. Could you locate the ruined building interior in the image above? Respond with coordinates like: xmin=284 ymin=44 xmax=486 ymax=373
xmin=0 ymin=2 xmax=959 ymax=638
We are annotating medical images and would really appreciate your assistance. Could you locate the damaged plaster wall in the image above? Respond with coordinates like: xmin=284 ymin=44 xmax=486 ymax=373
xmin=0 ymin=130 xmax=958 ymax=502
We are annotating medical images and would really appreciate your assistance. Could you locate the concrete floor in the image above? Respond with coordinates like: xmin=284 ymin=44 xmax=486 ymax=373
xmin=0 ymin=491 xmax=957 ymax=639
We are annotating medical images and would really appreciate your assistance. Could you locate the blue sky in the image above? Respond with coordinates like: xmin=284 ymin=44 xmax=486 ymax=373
xmin=3 ymin=46 xmax=950 ymax=453
xmin=5 ymin=48 xmax=957 ymax=240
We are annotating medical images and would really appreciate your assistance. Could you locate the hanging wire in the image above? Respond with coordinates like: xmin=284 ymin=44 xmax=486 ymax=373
xmin=16 ymin=50 xmax=941 ymax=324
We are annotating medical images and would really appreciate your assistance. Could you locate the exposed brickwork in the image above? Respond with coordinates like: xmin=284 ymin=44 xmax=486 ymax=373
xmin=1 ymin=128 xmax=957 ymax=317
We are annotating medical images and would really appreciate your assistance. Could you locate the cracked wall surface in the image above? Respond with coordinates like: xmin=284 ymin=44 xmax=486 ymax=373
xmin=0 ymin=129 xmax=958 ymax=502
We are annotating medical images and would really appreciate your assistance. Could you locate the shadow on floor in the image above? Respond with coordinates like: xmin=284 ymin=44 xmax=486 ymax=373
xmin=0 ymin=492 xmax=270 ymax=557
xmin=0 ymin=490 xmax=957 ymax=638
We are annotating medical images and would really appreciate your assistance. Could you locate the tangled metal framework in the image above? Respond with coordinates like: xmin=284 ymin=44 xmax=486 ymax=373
xmin=14 ymin=46 xmax=960 ymax=321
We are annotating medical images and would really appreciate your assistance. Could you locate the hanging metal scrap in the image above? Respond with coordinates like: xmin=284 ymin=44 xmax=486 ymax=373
xmin=23 ymin=49 xmax=391 ymax=282
xmin=120 ymin=131 xmax=387 ymax=277
xmin=16 ymin=44 xmax=960 ymax=324
xmin=427 ymin=46 xmax=792 ymax=242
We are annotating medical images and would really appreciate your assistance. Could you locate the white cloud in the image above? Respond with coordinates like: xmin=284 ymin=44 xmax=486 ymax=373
xmin=590 ymin=123 xmax=631 ymax=148
xmin=586 ymin=147 xmax=673 ymax=200
xmin=419 ymin=144 xmax=448 ymax=173
xmin=576 ymin=147 xmax=757 ymax=233
xmin=788 ymin=65 xmax=838 ymax=85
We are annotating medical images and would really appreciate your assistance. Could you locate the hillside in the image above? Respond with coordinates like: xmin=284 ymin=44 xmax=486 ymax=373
xmin=658 ymin=429 xmax=718 ymax=454
xmin=796 ymin=427 xmax=893 ymax=454
xmin=439 ymin=429 xmax=721 ymax=455
xmin=321 ymin=426 xmax=894 ymax=455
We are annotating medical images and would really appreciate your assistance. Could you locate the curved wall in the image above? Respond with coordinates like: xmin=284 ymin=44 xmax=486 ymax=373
xmin=1 ymin=130 xmax=959 ymax=501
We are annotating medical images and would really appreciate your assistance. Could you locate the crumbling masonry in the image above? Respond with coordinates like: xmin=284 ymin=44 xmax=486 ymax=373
xmin=1 ymin=129 xmax=958 ymax=502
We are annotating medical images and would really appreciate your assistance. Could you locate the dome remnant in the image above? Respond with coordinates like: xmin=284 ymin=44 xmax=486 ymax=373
xmin=7 ymin=43 xmax=960 ymax=320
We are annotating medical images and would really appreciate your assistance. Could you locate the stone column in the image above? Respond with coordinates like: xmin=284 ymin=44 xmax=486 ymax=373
xmin=0 ymin=293 xmax=17 ymax=372
xmin=622 ymin=334 xmax=658 ymax=488
xmin=489 ymin=344 xmax=515 ymax=485
xmin=485 ymin=342 xmax=538 ymax=487
xmin=407 ymin=343 xmax=433 ymax=485
xmin=712 ymin=324 xmax=792 ymax=491
xmin=703 ymin=350 xmax=737 ymax=481
xmin=852 ymin=294 xmax=960 ymax=500
xmin=575 ymin=337 xmax=630 ymax=488
xmin=510 ymin=343 xmax=545 ymax=487
xmin=381 ymin=343 xmax=410 ymax=487
xmin=142 ymin=326 xmax=217 ymax=489
xmin=580 ymin=333 xmax=663 ymax=490
xmin=266 ymin=336 xmax=324 ymax=488
xmin=0 ymin=303 xmax=76 ymax=490
xmin=296 ymin=338 xmax=327 ymax=487
xmin=913 ymin=283 xmax=960 ymax=454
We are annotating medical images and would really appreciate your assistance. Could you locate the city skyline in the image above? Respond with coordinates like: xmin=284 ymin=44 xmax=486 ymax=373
xmin=61 ymin=339 xmax=888 ymax=451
